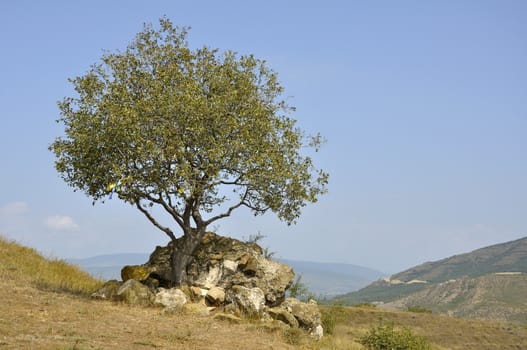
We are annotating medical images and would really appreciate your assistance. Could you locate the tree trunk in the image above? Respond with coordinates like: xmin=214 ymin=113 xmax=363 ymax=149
xmin=170 ymin=228 xmax=205 ymax=286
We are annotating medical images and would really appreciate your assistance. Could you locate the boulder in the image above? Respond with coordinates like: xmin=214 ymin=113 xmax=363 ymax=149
xmin=282 ymin=298 xmax=322 ymax=333
xmin=311 ymin=324 xmax=324 ymax=340
xmin=121 ymin=265 xmax=152 ymax=282
xmin=91 ymin=280 xmax=122 ymax=300
xmin=205 ymin=286 xmax=225 ymax=306
xmin=145 ymin=232 xmax=294 ymax=306
xmin=267 ymin=307 xmax=299 ymax=328
xmin=154 ymin=288 xmax=187 ymax=309
xmin=189 ymin=286 xmax=207 ymax=301
xmin=226 ymin=285 xmax=266 ymax=316
xmin=252 ymin=258 xmax=295 ymax=306
xmin=117 ymin=279 xmax=154 ymax=306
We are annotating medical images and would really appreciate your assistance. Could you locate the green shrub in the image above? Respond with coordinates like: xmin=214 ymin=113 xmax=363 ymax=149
xmin=288 ymin=274 xmax=310 ymax=301
xmin=359 ymin=322 xmax=431 ymax=350
xmin=320 ymin=304 xmax=349 ymax=335
xmin=321 ymin=309 xmax=337 ymax=335
xmin=407 ymin=306 xmax=432 ymax=314
xmin=353 ymin=302 xmax=377 ymax=308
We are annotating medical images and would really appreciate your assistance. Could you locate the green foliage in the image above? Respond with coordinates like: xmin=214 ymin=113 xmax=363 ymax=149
xmin=334 ymin=282 xmax=427 ymax=306
xmin=244 ymin=232 xmax=266 ymax=245
xmin=244 ymin=232 xmax=275 ymax=259
xmin=321 ymin=304 xmax=350 ymax=335
xmin=359 ymin=322 xmax=431 ymax=350
xmin=288 ymin=274 xmax=312 ymax=301
xmin=407 ymin=306 xmax=432 ymax=314
xmin=262 ymin=247 xmax=275 ymax=259
xmin=50 ymin=17 xmax=328 ymax=241
xmin=321 ymin=309 xmax=337 ymax=335
xmin=353 ymin=303 xmax=377 ymax=308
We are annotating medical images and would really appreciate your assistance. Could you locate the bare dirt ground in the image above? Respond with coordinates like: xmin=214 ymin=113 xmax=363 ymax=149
xmin=0 ymin=279 xmax=298 ymax=350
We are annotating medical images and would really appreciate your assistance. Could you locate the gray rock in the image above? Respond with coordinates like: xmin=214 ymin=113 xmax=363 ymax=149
xmin=154 ymin=288 xmax=187 ymax=309
xmin=206 ymin=286 xmax=225 ymax=306
xmin=117 ymin=279 xmax=154 ymax=306
xmin=268 ymin=307 xmax=299 ymax=328
xmin=91 ymin=280 xmax=122 ymax=300
xmin=311 ymin=324 xmax=324 ymax=340
xmin=189 ymin=286 xmax=207 ymax=301
xmin=226 ymin=285 xmax=266 ymax=316
xmin=282 ymin=297 xmax=322 ymax=332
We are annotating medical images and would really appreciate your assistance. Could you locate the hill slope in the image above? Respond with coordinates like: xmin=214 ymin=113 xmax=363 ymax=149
xmin=391 ymin=236 xmax=527 ymax=283
xmin=384 ymin=273 xmax=527 ymax=324
xmin=332 ymin=236 xmax=527 ymax=325
xmin=2 ymin=236 xmax=527 ymax=349
xmin=0 ymin=237 xmax=299 ymax=349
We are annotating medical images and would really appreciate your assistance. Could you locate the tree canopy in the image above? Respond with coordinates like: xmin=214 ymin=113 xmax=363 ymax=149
xmin=50 ymin=18 xmax=328 ymax=247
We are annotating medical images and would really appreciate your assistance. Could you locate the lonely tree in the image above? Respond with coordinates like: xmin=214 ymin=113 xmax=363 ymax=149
xmin=50 ymin=18 xmax=328 ymax=285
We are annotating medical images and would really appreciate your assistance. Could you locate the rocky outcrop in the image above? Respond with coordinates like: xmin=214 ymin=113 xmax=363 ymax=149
xmin=91 ymin=232 xmax=323 ymax=338
xmin=145 ymin=232 xmax=294 ymax=306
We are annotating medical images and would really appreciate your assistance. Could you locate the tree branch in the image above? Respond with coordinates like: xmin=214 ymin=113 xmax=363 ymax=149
xmin=145 ymin=192 xmax=185 ymax=230
xmin=135 ymin=199 xmax=177 ymax=241
xmin=203 ymin=188 xmax=249 ymax=226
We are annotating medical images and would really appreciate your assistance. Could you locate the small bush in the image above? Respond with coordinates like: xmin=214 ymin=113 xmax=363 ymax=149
xmin=354 ymin=303 xmax=377 ymax=308
xmin=288 ymin=274 xmax=310 ymax=300
xmin=321 ymin=304 xmax=349 ymax=335
xmin=321 ymin=309 xmax=337 ymax=335
xmin=407 ymin=306 xmax=432 ymax=314
xmin=359 ymin=322 xmax=431 ymax=350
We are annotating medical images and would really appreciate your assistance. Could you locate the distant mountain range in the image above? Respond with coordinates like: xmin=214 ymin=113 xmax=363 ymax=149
xmin=332 ymin=236 xmax=527 ymax=325
xmin=68 ymin=254 xmax=385 ymax=297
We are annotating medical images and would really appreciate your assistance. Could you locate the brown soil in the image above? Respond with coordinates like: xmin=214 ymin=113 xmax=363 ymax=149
xmin=0 ymin=279 xmax=296 ymax=350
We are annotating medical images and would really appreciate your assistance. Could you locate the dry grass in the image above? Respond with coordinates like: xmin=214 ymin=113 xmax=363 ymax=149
xmin=0 ymin=236 xmax=306 ymax=349
xmin=1 ymin=236 xmax=526 ymax=349
xmin=0 ymin=236 xmax=103 ymax=295
xmin=318 ymin=304 xmax=527 ymax=349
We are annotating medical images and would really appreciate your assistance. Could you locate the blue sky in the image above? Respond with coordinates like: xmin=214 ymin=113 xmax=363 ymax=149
xmin=1 ymin=0 xmax=526 ymax=273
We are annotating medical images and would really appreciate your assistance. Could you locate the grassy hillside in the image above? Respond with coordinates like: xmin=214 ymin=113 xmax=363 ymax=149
xmin=332 ymin=280 xmax=427 ymax=305
xmin=2 ymin=236 xmax=527 ymax=349
xmin=384 ymin=273 xmax=527 ymax=325
xmin=319 ymin=304 xmax=527 ymax=350
xmin=391 ymin=236 xmax=527 ymax=283
xmin=0 ymin=236 xmax=104 ymax=295
xmin=333 ymin=236 xmax=527 ymax=307
xmin=0 ymin=236 xmax=301 ymax=349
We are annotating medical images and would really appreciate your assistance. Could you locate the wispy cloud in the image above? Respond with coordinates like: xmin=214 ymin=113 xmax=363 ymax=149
xmin=0 ymin=201 xmax=30 ymax=217
xmin=45 ymin=215 xmax=80 ymax=231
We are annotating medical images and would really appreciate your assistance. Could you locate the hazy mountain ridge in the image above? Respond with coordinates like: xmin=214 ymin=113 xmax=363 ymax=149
xmin=68 ymin=254 xmax=385 ymax=297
